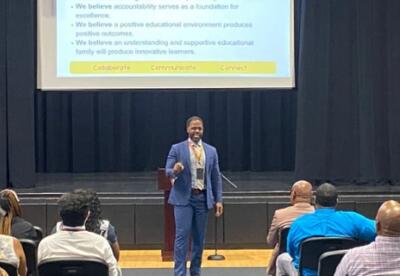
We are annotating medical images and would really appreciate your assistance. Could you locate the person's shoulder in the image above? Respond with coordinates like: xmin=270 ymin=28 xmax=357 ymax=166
xmin=203 ymin=142 xmax=217 ymax=152
xmin=276 ymin=204 xmax=312 ymax=217
xmin=291 ymin=210 xmax=315 ymax=225
xmin=170 ymin=141 xmax=187 ymax=151
xmin=100 ymin=219 xmax=110 ymax=227
xmin=0 ymin=234 xmax=14 ymax=243
xmin=13 ymin=216 xmax=35 ymax=229
xmin=336 ymin=210 xmax=369 ymax=220
xmin=173 ymin=140 xmax=187 ymax=147
xmin=342 ymin=242 xmax=371 ymax=259
xmin=84 ymin=230 xmax=110 ymax=242
xmin=40 ymin=231 xmax=58 ymax=244
xmin=275 ymin=205 xmax=294 ymax=217
xmin=106 ymin=221 xmax=116 ymax=232
xmin=11 ymin=217 xmax=36 ymax=237
xmin=12 ymin=216 xmax=31 ymax=225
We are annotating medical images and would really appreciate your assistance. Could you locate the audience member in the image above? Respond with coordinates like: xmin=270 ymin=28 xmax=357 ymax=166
xmin=334 ymin=200 xmax=400 ymax=275
xmin=0 ymin=204 xmax=27 ymax=276
xmin=266 ymin=180 xmax=314 ymax=275
xmin=38 ymin=191 xmax=121 ymax=276
xmin=52 ymin=188 xmax=120 ymax=260
xmin=0 ymin=189 xmax=37 ymax=240
xmin=276 ymin=183 xmax=376 ymax=276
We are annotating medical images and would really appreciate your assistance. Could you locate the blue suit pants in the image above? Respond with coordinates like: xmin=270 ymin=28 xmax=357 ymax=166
xmin=173 ymin=192 xmax=209 ymax=276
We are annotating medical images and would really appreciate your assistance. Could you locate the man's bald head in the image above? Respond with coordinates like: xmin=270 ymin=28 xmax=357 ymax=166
xmin=290 ymin=180 xmax=313 ymax=204
xmin=376 ymin=200 xmax=400 ymax=237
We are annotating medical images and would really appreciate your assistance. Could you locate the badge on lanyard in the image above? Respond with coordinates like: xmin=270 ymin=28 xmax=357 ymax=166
xmin=196 ymin=168 xmax=204 ymax=180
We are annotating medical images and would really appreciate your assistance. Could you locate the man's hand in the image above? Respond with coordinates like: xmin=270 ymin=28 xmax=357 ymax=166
xmin=215 ymin=202 xmax=223 ymax=217
xmin=173 ymin=162 xmax=184 ymax=175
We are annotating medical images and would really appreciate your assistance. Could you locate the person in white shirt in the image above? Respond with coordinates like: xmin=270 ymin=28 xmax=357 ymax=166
xmin=38 ymin=192 xmax=121 ymax=276
xmin=51 ymin=188 xmax=120 ymax=260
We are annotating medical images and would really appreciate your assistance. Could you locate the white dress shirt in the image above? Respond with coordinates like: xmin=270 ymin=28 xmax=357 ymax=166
xmin=38 ymin=228 xmax=121 ymax=276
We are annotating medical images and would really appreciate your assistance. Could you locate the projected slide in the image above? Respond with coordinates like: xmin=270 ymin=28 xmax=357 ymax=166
xmin=37 ymin=0 xmax=294 ymax=89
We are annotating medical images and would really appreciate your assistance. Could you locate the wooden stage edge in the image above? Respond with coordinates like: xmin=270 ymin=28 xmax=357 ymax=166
xmin=119 ymin=249 xmax=272 ymax=268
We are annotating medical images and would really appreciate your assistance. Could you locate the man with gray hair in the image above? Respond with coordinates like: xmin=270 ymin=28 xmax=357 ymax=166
xmin=276 ymin=183 xmax=376 ymax=276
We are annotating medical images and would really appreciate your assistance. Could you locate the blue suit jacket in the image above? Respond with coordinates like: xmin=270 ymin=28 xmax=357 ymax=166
xmin=165 ymin=140 xmax=222 ymax=209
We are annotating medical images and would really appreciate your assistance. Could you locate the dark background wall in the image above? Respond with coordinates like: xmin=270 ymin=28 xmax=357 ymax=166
xmin=1 ymin=0 xmax=400 ymax=188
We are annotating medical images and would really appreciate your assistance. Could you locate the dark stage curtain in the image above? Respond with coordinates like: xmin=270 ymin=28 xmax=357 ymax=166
xmin=0 ymin=0 xmax=7 ymax=186
xmin=295 ymin=0 xmax=400 ymax=184
xmin=36 ymin=90 xmax=297 ymax=172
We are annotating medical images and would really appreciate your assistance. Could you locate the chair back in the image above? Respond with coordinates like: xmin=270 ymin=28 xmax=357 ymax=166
xmin=20 ymin=239 xmax=38 ymax=276
xmin=318 ymin=249 xmax=349 ymax=276
xmin=0 ymin=260 xmax=18 ymax=276
xmin=38 ymin=257 xmax=108 ymax=276
xmin=299 ymin=236 xmax=360 ymax=275
xmin=278 ymin=227 xmax=290 ymax=254
xmin=33 ymin=226 xmax=44 ymax=241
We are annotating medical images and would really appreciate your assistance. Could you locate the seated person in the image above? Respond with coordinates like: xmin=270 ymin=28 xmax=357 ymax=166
xmin=52 ymin=188 xmax=120 ymax=260
xmin=38 ymin=191 xmax=121 ymax=276
xmin=0 ymin=189 xmax=37 ymax=240
xmin=266 ymin=180 xmax=314 ymax=275
xmin=276 ymin=183 xmax=376 ymax=276
xmin=335 ymin=200 xmax=400 ymax=275
xmin=0 ymin=204 xmax=27 ymax=276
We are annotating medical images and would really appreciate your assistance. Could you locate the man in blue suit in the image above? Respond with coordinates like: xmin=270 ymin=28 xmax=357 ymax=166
xmin=165 ymin=116 xmax=223 ymax=276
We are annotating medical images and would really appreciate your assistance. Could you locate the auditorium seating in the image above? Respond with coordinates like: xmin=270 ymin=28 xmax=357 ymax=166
xmin=20 ymin=239 xmax=38 ymax=276
xmin=0 ymin=260 xmax=18 ymax=276
xmin=38 ymin=257 xmax=108 ymax=276
xmin=278 ymin=227 xmax=290 ymax=254
xmin=317 ymin=249 xmax=349 ymax=276
xmin=298 ymin=237 xmax=360 ymax=275
xmin=33 ymin=226 xmax=43 ymax=241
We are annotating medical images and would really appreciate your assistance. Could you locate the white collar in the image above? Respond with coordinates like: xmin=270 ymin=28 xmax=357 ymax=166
xmin=60 ymin=224 xmax=86 ymax=231
xmin=188 ymin=138 xmax=203 ymax=147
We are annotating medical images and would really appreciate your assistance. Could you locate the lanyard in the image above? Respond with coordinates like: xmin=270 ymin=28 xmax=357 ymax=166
xmin=189 ymin=142 xmax=203 ymax=163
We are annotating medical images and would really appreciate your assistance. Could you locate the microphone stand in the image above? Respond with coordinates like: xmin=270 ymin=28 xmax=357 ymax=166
xmin=207 ymin=172 xmax=238 ymax=261
xmin=220 ymin=173 xmax=238 ymax=189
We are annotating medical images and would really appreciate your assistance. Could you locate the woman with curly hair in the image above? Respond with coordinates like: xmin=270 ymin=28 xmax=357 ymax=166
xmin=0 ymin=189 xmax=37 ymax=240
xmin=53 ymin=188 xmax=120 ymax=260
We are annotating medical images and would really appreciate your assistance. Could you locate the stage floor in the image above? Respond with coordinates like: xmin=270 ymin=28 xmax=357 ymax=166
xmin=14 ymin=171 xmax=400 ymax=196
xmin=14 ymin=171 xmax=294 ymax=194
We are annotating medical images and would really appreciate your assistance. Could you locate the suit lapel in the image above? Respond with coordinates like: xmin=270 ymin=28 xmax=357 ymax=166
xmin=203 ymin=143 xmax=211 ymax=171
xmin=181 ymin=141 xmax=191 ymax=171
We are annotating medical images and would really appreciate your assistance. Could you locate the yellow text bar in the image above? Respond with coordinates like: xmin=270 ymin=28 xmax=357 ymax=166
xmin=69 ymin=61 xmax=276 ymax=74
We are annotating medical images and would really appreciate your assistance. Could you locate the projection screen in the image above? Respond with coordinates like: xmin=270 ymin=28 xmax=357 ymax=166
xmin=37 ymin=0 xmax=295 ymax=90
